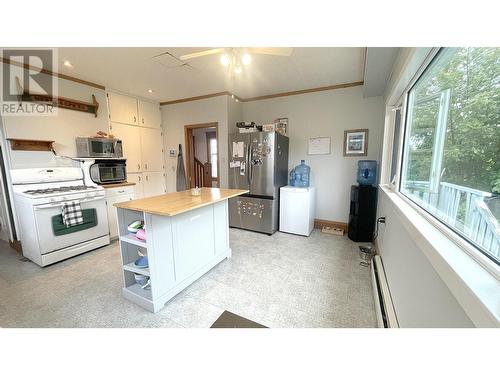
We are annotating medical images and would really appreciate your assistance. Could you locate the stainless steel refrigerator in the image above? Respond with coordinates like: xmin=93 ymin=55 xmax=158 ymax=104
xmin=228 ymin=131 xmax=289 ymax=234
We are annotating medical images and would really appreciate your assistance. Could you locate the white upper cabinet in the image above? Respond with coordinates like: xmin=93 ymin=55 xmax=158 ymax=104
xmin=110 ymin=122 xmax=142 ymax=173
xmin=138 ymin=100 xmax=161 ymax=128
xmin=107 ymin=92 xmax=139 ymax=125
xmin=140 ymin=127 xmax=164 ymax=172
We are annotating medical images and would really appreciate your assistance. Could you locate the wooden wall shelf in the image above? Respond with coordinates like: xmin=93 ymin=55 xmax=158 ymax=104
xmin=20 ymin=92 xmax=99 ymax=117
xmin=7 ymin=138 xmax=55 ymax=151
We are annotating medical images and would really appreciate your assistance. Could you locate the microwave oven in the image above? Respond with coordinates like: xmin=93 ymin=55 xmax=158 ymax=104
xmin=90 ymin=160 xmax=127 ymax=184
xmin=76 ymin=137 xmax=123 ymax=158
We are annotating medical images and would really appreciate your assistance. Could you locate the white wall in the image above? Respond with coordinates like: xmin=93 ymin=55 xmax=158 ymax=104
xmin=0 ymin=64 xmax=109 ymax=241
xmin=161 ymin=95 xmax=230 ymax=192
xmin=0 ymin=65 xmax=109 ymax=169
xmin=376 ymin=48 xmax=475 ymax=327
xmin=242 ymin=86 xmax=384 ymax=223
xmin=227 ymin=95 xmax=242 ymax=135
xmin=376 ymin=190 xmax=474 ymax=327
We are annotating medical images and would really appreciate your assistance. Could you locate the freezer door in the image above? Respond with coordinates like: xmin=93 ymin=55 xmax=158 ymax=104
xmin=248 ymin=132 xmax=275 ymax=197
xmin=229 ymin=196 xmax=278 ymax=234
xmin=228 ymin=134 xmax=250 ymax=190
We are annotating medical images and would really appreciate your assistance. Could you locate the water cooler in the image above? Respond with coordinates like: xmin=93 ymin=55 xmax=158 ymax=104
xmin=348 ymin=161 xmax=378 ymax=242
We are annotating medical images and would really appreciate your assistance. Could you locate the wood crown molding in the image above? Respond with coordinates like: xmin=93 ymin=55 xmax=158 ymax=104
xmin=160 ymin=91 xmax=240 ymax=106
xmin=240 ymin=81 xmax=364 ymax=102
xmin=160 ymin=81 xmax=363 ymax=106
xmin=0 ymin=57 xmax=106 ymax=90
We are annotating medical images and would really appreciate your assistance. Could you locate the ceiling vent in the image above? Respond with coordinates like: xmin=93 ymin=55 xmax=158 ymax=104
xmin=152 ymin=51 xmax=190 ymax=69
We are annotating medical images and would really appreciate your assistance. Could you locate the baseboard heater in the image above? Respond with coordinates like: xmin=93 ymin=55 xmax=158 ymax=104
xmin=371 ymin=255 xmax=399 ymax=328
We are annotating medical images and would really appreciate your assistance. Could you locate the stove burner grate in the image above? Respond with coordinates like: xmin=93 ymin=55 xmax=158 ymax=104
xmin=23 ymin=185 xmax=98 ymax=195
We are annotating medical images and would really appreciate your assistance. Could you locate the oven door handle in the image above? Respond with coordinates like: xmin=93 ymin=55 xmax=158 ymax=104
xmin=34 ymin=196 xmax=105 ymax=210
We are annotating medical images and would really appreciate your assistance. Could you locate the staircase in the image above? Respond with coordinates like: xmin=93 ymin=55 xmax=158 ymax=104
xmin=193 ymin=157 xmax=212 ymax=188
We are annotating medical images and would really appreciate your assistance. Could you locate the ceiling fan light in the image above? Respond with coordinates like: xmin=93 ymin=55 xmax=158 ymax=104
xmin=234 ymin=65 xmax=242 ymax=74
xmin=220 ymin=54 xmax=230 ymax=66
xmin=241 ymin=54 xmax=251 ymax=66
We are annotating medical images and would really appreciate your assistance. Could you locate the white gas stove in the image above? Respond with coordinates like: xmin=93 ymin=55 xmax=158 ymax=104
xmin=11 ymin=167 xmax=110 ymax=267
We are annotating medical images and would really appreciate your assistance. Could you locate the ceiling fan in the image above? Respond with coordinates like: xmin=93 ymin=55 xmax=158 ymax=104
xmin=179 ymin=47 xmax=293 ymax=74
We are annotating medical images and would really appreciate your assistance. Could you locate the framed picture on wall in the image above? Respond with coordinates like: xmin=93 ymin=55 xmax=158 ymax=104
xmin=343 ymin=129 xmax=368 ymax=157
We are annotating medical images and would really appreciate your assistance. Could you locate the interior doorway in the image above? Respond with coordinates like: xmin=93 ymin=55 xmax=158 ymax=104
xmin=184 ymin=122 xmax=219 ymax=188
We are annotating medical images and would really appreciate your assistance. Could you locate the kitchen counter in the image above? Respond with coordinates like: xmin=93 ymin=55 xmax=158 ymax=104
xmin=101 ymin=181 xmax=136 ymax=189
xmin=114 ymin=187 xmax=247 ymax=312
xmin=114 ymin=187 xmax=248 ymax=216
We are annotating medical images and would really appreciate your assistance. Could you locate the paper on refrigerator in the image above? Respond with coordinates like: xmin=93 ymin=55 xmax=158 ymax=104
xmin=232 ymin=141 xmax=245 ymax=158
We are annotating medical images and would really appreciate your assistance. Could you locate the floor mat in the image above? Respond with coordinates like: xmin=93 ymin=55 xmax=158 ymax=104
xmin=210 ymin=310 xmax=267 ymax=328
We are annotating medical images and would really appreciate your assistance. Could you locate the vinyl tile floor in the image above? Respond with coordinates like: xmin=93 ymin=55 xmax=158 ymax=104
xmin=0 ymin=229 xmax=377 ymax=328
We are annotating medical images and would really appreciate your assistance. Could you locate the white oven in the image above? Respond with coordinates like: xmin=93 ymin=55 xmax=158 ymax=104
xmin=11 ymin=167 xmax=111 ymax=267
xmin=33 ymin=195 xmax=109 ymax=254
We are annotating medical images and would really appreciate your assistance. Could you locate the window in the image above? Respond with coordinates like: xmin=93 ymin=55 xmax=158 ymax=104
xmin=206 ymin=132 xmax=218 ymax=179
xmin=400 ymin=48 xmax=500 ymax=265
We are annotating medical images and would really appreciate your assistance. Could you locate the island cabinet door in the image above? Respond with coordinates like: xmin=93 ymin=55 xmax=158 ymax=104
xmin=171 ymin=205 xmax=215 ymax=282
xmin=213 ymin=200 xmax=229 ymax=254
xmin=147 ymin=214 xmax=176 ymax=299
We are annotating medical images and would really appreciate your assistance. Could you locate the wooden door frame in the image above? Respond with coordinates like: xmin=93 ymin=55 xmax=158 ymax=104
xmin=184 ymin=122 xmax=219 ymax=188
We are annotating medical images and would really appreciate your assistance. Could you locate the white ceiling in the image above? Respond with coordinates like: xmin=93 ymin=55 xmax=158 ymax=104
xmin=57 ymin=48 xmax=366 ymax=102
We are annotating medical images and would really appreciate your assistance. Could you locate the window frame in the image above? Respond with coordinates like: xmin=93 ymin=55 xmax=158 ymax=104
xmin=395 ymin=47 xmax=500 ymax=276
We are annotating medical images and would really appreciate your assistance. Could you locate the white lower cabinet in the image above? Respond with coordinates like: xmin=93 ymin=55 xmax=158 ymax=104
xmin=143 ymin=172 xmax=166 ymax=197
xmin=105 ymin=186 xmax=135 ymax=239
xmin=127 ymin=173 xmax=144 ymax=198
xmin=127 ymin=172 xmax=165 ymax=198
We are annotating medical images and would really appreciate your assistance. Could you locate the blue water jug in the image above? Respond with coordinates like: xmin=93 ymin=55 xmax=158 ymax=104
xmin=289 ymin=160 xmax=310 ymax=187
xmin=357 ymin=160 xmax=377 ymax=186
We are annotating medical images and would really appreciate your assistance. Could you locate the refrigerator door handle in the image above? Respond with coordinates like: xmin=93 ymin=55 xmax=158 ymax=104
xmin=248 ymin=142 xmax=254 ymax=185
xmin=246 ymin=142 xmax=252 ymax=186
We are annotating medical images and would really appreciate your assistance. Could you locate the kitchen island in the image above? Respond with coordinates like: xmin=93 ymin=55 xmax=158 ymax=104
xmin=114 ymin=187 xmax=248 ymax=312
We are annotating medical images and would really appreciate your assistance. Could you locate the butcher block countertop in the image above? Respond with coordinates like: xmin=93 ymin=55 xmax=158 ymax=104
xmin=114 ymin=187 xmax=248 ymax=216
xmin=102 ymin=181 xmax=136 ymax=189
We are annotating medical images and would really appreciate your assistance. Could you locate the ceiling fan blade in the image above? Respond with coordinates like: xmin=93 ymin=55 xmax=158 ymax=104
xmin=179 ymin=48 xmax=226 ymax=60
xmin=247 ymin=47 xmax=293 ymax=56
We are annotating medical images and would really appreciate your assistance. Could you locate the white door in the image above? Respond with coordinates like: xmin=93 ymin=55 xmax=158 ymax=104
xmin=106 ymin=193 xmax=134 ymax=238
xmin=108 ymin=92 xmax=138 ymax=125
xmin=138 ymin=100 xmax=161 ymax=128
xmin=140 ymin=127 xmax=164 ymax=172
xmin=279 ymin=187 xmax=312 ymax=236
xmin=143 ymin=172 xmax=166 ymax=197
xmin=110 ymin=122 xmax=142 ymax=173
xmin=171 ymin=205 xmax=214 ymax=281
xmin=33 ymin=197 xmax=109 ymax=254
xmin=128 ymin=173 xmax=144 ymax=199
